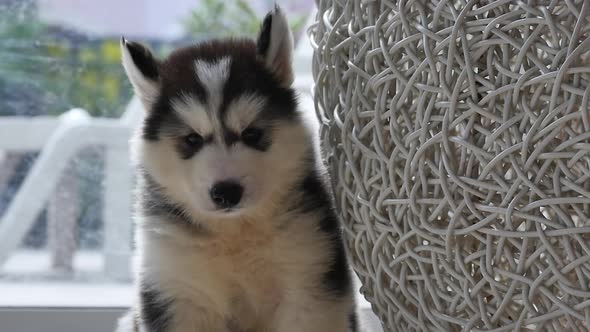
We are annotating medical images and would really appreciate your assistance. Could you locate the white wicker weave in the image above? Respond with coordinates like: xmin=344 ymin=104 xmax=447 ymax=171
xmin=311 ymin=1 xmax=590 ymax=331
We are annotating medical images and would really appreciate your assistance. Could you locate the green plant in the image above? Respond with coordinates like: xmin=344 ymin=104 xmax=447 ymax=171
xmin=0 ymin=1 xmax=132 ymax=118
xmin=183 ymin=0 xmax=306 ymax=41
xmin=0 ymin=2 xmax=47 ymax=116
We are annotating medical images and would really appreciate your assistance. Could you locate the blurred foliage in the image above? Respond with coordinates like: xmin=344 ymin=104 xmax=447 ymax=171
xmin=0 ymin=0 xmax=308 ymax=118
xmin=183 ymin=0 xmax=306 ymax=41
xmin=0 ymin=1 xmax=132 ymax=118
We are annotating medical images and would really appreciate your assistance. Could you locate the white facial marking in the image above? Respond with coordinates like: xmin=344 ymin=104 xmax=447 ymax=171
xmin=195 ymin=57 xmax=230 ymax=108
xmin=195 ymin=57 xmax=231 ymax=139
xmin=225 ymin=94 xmax=267 ymax=132
xmin=172 ymin=94 xmax=212 ymax=136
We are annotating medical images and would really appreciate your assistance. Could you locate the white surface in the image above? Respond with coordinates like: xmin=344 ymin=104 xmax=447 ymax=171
xmin=0 ymin=282 xmax=133 ymax=307
xmin=0 ymin=116 xmax=61 ymax=150
xmin=103 ymin=146 xmax=133 ymax=281
xmin=1 ymin=250 xmax=375 ymax=309
xmin=3 ymin=250 xmax=102 ymax=275
xmin=0 ymin=278 xmax=376 ymax=310
xmin=0 ymin=250 xmax=132 ymax=307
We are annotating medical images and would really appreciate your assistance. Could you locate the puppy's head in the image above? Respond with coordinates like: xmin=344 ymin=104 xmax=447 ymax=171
xmin=122 ymin=7 xmax=308 ymax=221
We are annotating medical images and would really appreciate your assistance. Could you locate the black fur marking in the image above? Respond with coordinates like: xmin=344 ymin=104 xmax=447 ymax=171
xmin=221 ymin=51 xmax=298 ymax=124
xmin=176 ymin=141 xmax=199 ymax=159
xmin=176 ymin=134 xmax=212 ymax=160
xmin=221 ymin=122 xmax=271 ymax=151
xmin=257 ymin=13 xmax=272 ymax=56
xmin=323 ymin=230 xmax=352 ymax=297
xmin=242 ymin=127 xmax=271 ymax=151
xmin=299 ymin=172 xmax=333 ymax=225
xmin=349 ymin=310 xmax=359 ymax=332
xmin=245 ymin=136 xmax=271 ymax=151
xmin=225 ymin=318 xmax=245 ymax=332
xmin=142 ymin=98 xmax=186 ymax=141
xmin=125 ymin=41 xmax=159 ymax=81
xmin=240 ymin=127 xmax=267 ymax=151
xmin=139 ymin=170 xmax=194 ymax=225
xmin=140 ymin=39 xmax=297 ymax=142
xmin=140 ymin=282 xmax=173 ymax=332
xmin=298 ymin=171 xmax=353 ymax=297
xmin=222 ymin=127 xmax=240 ymax=147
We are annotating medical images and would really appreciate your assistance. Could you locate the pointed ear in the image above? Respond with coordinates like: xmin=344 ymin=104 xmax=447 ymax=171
xmin=120 ymin=37 xmax=160 ymax=107
xmin=256 ymin=5 xmax=294 ymax=87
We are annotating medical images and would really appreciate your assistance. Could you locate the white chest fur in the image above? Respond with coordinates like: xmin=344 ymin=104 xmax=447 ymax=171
xmin=135 ymin=213 xmax=335 ymax=331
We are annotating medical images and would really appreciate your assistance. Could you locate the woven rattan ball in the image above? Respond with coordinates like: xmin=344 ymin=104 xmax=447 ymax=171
xmin=311 ymin=0 xmax=590 ymax=331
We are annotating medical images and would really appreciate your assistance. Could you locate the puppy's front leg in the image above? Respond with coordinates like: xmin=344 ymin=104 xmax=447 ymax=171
xmin=273 ymin=300 xmax=353 ymax=332
xmin=137 ymin=288 xmax=227 ymax=332
xmin=167 ymin=305 xmax=228 ymax=332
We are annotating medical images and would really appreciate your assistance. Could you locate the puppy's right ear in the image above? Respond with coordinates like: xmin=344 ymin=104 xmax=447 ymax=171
xmin=256 ymin=5 xmax=294 ymax=87
xmin=121 ymin=37 xmax=160 ymax=107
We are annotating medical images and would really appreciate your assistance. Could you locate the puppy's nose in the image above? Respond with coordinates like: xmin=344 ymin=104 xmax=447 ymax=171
xmin=210 ymin=181 xmax=243 ymax=209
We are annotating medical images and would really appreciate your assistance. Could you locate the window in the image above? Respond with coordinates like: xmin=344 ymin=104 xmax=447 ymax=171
xmin=0 ymin=1 xmax=321 ymax=331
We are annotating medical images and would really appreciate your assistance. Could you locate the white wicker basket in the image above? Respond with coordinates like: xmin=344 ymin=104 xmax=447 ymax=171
xmin=311 ymin=1 xmax=590 ymax=331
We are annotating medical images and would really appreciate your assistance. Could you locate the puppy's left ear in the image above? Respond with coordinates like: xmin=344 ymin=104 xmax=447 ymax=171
xmin=256 ymin=5 xmax=294 ymax=87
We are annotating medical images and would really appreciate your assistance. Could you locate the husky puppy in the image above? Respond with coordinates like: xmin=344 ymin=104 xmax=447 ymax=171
xmin=116 ymin=6 xmax=358 ymax=332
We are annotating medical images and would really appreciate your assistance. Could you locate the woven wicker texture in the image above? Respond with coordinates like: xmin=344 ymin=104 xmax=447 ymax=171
xmin=311 ymin=1 xmax=590 ymax=331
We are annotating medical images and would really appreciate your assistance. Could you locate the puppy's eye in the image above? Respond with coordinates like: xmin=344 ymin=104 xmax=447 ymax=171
xmin=184 ymin=133 xmax=203 ymax=148
xmin=241 ymin=128 xmax=263 ymax=146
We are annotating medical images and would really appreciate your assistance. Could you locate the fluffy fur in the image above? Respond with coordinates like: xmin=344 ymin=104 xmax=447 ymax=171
xmin=116 ymin=6 xmax=358 ymax=332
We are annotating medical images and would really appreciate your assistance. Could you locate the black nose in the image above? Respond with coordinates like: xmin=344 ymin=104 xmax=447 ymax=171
xmin=210 ymin=181 xmax=243 ymax=209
